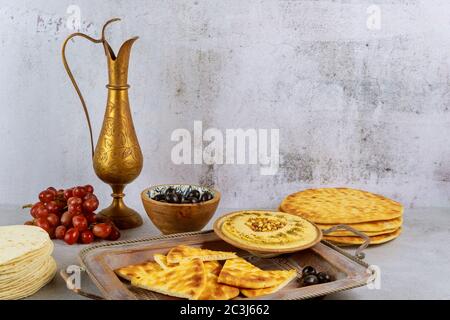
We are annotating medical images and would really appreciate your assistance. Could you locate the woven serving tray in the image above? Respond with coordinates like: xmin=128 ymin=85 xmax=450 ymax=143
xmin=62 ymin=228 xmax=372 ymax=300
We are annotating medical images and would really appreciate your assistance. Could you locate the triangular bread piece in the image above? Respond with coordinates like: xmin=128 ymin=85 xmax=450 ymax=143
xmin=154 ymin=253 xmax=222 ymax=275
xmin=131 ymin=258 xmax=206 ymax=300
xmin=115 ymin=261 xmax=162 ymax=281
xmin=150 ymin=255 xmax=233 ymax=300
xmin=204 ymin=260 xmax=222 ymax=276
xmin=153 ymin=253 xmax=222 ymax=276
xmin=199 ymin=260 xmax=239 ymax=300
xmin=166 ymin=245 xmax=237 ymax=264
xmin=240 ymin=270 xmax=297 ymax=297
xmin=218 ymin=258 xmax=296 ymax=289
xmin=198 ymin=272 xmax=240 ymax=300
xmin=153 ymin=254 xmax=176 ymax=269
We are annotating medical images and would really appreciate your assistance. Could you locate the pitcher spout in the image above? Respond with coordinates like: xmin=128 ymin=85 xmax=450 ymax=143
xmin=103 ymin=36 xmax=139 ymax=88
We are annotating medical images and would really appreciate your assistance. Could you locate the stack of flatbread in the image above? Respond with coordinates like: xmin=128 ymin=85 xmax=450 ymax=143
xmin=115 ymin=245 xmax=297 ymax=299
xmin=0 ymin=225 xmax=56 ymax=299
xmin=279 ymin=188 xmax=403 ymax=245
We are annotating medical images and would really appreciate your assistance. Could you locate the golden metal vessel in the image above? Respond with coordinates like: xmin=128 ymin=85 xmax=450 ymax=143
xmin=62 ymin=18 xmax=143 ymax=229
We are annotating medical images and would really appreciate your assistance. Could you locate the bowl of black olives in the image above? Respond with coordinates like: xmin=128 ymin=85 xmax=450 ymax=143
xmin=141 ymin=184 xmax=221 ymax=234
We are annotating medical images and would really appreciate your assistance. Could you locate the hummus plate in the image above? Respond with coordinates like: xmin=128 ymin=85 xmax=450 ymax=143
xmin=214 ymin=211 xmax=322 ymax=256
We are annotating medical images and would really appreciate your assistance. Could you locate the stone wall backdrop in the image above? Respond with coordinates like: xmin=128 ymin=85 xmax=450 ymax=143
xmin=1 ymin=0 xmax=449 ymax=213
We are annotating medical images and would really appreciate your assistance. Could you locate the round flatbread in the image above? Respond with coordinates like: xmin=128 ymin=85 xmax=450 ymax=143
xmin=0 ymin=253 xmax=49 ymax=283
xmin=0 ymin=241 xmax=53 ymax=274
xmin=0 ymin=256 xmax=56 ymax=300
xmin=316 ymin=217 xmax=402 ymax=233
xmin=279 ymin=188 xmax=403 ymax=224
xmin=0 ymin=225 xmax=51 ymax=266
xmin=324 ymin=227 xmax=402 ymax=245
xmin=323 ymin=227 xmax=397 ymax=237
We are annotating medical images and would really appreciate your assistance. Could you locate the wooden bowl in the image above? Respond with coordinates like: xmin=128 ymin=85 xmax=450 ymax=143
xmin=141 ymin=184 xmax=221 ymax=235
xmin=214 ymin=210 xmax=322 ymax=258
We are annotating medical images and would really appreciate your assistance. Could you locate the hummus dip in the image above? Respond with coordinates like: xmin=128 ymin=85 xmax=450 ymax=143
xmin=219 ymin=211 xmax=319 ymax=250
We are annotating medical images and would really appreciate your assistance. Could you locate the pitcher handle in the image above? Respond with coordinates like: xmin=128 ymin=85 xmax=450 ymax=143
xmin=61 ymin=18 xmax=121 ymax=157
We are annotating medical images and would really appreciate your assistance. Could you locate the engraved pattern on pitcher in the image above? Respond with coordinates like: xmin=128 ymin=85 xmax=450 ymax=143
xmin=95 ymin=104 xmax=142 ymax=182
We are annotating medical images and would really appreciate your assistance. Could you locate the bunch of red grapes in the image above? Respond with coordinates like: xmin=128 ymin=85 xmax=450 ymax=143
xmin=25 ymin=185 xmax=120 ymax=245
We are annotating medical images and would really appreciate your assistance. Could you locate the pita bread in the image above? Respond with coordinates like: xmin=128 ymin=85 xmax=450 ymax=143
xmin=316 ymin=217 xmax=402 ymax=233
xmin=0 ymin=225 xmax=55 ymax=299
xmin=324 ymin=227 xmax=402 ymax=245
xmin=203 ymin=260 xmax=222 ymax=276
xmin=166 ymin=245 xmax=237 ymax=264
xmin=0 ymin=256 xmax=56 ymax=300
xmin=198 ymin=261 xmax=239 ymax=300
xmin=0 ymin=225 xmax=52 ymax=266
xmin=240 ymin=270 xmax=297 ymax=298
xmin=0 ymin=242 xmax=52 ymax=278
xmin=218 ymin=258 xmax=296 ymax=289
xmin=0 ymin=241 xmax=53 ymax=274
xmin=323 ymin=227 xmax=397 ymax=237
xmin=115 ymin=261 xmax=162 ymax=281
xmin=130 ymin=255 xmax=233 ymax=300
xmin=153 ymin=254 xmax=176 ymax=270
xmin=0 ymin=253 xmax=49 ymax=284
xmin=280 ymin=188 xmax=403 ymax=224
xmin=131 ymin=258 xmax=206 ymax=300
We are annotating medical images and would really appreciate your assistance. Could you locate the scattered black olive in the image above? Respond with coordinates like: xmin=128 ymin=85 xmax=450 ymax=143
xmin=298 ymin=266 xmax=332 ymax=287
xmin=301 ymin=274 xmax=319 ymax=286
xmin=165 ymin=193 xmax=180 ymax=203
xmin=302 ymin=266 xmax=316 ymax=277
xmin=188 ymin=190 xmax=201 ymax=199
xmin=317 ymin=272 xmax=331 ymax=283
xmin=201 ymin=192 xmax=213 ymax=202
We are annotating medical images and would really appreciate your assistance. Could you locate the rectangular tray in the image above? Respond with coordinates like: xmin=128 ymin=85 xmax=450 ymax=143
xmin=78 ymin=230 xmax=371 ymax=300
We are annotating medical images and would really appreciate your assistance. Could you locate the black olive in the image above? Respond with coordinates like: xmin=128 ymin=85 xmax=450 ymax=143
xmin=183 ymin=186 xmax=192 ymax=198
xmin=302 ymin=266 xmax=316 ymax=277
xmin=153 ymin=194 xmax=165 ymax=202
xmin=301 ymin=274 xmax=319 ymax=286
xmin=165 ymin=193 xmax=180 ymax=203
xmin=166 ymin=187 xmax=175 ymax=192
xmin=165 ymin=187 xmax=175 ymax=195
xmin=317 ymin=272 xmax=331 ymax=283
xmin=175 ymin=191 xmax=184 ymax=200
xmin=181 ymin=197 xmax=191 ymax=204
xmin=200 ymin=192 xmax=213 ymax=202
xmin=188 ymin=190 xmax=201 ymax=199
xmin=188 ymin=197 xmax=199 ymax=204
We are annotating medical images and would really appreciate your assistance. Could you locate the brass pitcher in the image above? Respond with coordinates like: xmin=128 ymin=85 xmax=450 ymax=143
xmin=62 ymin=18 xmax=143 ymax=229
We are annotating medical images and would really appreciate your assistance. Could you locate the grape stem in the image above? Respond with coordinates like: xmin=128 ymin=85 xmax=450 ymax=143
xmin=22 ymin=203 xmax=33 ymax=209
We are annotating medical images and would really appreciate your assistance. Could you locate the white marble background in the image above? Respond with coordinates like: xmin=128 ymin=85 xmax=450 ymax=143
xmin=1 ymin=0 xmax=450 ymax=213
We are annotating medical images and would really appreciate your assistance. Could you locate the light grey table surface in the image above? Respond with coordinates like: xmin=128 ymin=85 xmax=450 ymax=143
xmin=1 ymin=205 xmax=449 ymax=300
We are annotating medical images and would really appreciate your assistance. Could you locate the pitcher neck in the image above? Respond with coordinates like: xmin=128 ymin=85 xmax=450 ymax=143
xmin=103 ymin=37 xmax=138 ymax=89
xmin=106 ymin=59 xmax=130 ymax=90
